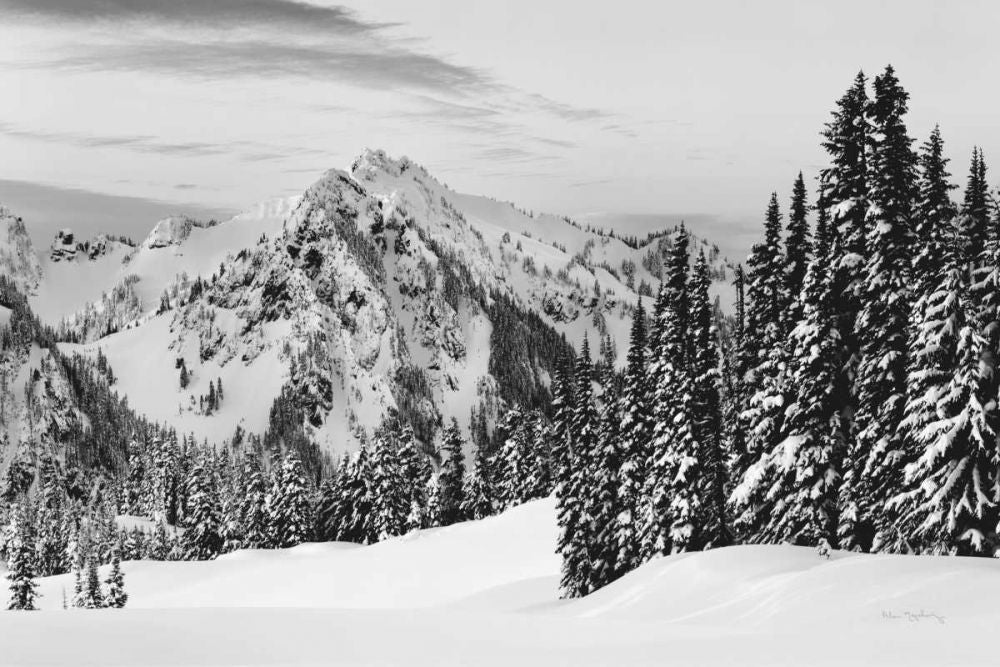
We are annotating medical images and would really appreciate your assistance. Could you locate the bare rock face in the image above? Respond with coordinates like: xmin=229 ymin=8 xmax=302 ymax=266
xmin=49 ymin=229 xmax=78 ymax=262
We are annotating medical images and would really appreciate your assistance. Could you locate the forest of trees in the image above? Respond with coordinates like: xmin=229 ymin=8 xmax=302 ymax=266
xmin=547 ymin=64 xmax=1000 ymax=597
xmin=4 ymin=64 xmax=999 ymax=609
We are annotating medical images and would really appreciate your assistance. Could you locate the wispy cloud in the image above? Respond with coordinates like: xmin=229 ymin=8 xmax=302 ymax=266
xmin=0 ymin=122 xmax=328 ymax=163
xmin=32 ymin=41 xmax=490 ymax=93
xmin=569 ymin=178 xmax=614 ymax=188
xmin=520 ymin=94 xmax=612 ymax=122
xmin=472 ymin=146 xmax=559 ymax=164
xmin=4 ymin=1 xmax=616 ymax=124
xmin=2 ymin=0 xmax=394 ymax=33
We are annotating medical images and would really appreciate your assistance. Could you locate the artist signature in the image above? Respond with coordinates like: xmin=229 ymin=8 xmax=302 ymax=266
xmin=881 ymin=609 xmax=946 ymax=625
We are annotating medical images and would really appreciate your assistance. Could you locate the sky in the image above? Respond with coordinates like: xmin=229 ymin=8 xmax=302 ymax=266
xmin=1 ymin=0 xmax=998 ymax=258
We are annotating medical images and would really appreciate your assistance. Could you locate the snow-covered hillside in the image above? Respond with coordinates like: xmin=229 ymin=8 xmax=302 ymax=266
xmin=0 ymin=149 xmax=732 ymax=465
xmin=0 ymin=497 xmax=988 ymax=666
xmin=1 ymin=207 xmax=42 ymax=294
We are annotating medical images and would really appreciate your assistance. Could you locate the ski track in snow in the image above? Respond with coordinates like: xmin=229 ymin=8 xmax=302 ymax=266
xmin=1 ymin=497 xmax=995 ymax=666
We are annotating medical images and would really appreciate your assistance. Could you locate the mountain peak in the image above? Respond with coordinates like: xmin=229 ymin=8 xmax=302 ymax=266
xmin=350 ymin=148 xmax=426 ymax=183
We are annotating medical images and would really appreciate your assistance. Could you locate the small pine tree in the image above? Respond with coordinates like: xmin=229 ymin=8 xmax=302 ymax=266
xmin=81 ymin=556 xmax=104 ymax=609
xmin=104 ymin=551 xmax=127 ymax=608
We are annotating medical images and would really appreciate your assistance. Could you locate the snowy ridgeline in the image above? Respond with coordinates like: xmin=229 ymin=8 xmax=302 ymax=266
xmin=0 ymin=148 xmax=733 ymax=467
xmin=0 ymin=498 xmax=993 ymax=666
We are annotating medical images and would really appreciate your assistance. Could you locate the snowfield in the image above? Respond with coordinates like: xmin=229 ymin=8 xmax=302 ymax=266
xmin=2 ymin=497 xmax=995 ymax=666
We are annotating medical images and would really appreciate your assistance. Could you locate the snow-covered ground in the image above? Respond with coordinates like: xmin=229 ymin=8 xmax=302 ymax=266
xmin=1 ymin=497 xmax=994 ymax=666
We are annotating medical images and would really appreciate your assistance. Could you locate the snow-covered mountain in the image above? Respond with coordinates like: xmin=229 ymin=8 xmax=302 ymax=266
xmin=0 ymin=149 xmax=732 ymax=470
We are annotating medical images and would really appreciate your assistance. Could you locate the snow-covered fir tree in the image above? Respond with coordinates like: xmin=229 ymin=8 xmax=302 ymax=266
xmin=104 ymin=550 xmax=127 ymax=608
xmin=238 ymin=451 xmax=270 ymax=549
xmin=183 ymin=452 xmax=223 ymax=560
xmin=368 ymin=425 xmax=410 ymax=541
xmin=689 ymin=251 xmax=729 ymax=548
xmin=81 ymin=556 xmax=104 ymax=609
xmin=6 ymin=505 xmax=39 ymax=611
xmin=461 ymin=433 xmax=496 ymax=522
xmin=815 ymin=71 xmax=873 ymax=551
xmin=265 ymin=451 xmax=313 ymax=548
xmin=730 ymin=194 xmax=788 ymax=541
xmin=644 ymin=226 xmax=704 ymax=556
xmin=845 ymin=65 xmax=918 ymax=552
xmin=910 ymin=126 xmax=958 ymax=295
xmin=438 ymin=419 xmax=467 ymax=526
xmin=784 ymin=172 xmax=812 ymax=329
xmin=761 ymin=222 xmax=846 ymax=550
xmin=611 ymin=298 xmax=651 ymax=575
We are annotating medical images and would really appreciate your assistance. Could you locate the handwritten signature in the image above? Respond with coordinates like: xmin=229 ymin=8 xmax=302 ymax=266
xmin=881 ymin=609 xmax=946 ymax=625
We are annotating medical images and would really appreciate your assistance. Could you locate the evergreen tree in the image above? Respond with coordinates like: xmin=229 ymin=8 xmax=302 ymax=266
xmin=6 ymin=505 xmax=38 ymax=611
xmin=35 ymin=461 xmax=68 ymax=576
xmin=422 ymin=474 xmax=442 ymax=529
xmin=461 ymin=426 xmax=496 ymax=522
xmin=893 ymin=218 xmax=998 ymax=556
xmin=148 ymin=521 xmax=172 ymax=560
xmin=844 ymin=65 xmax=917 ymax=552
xmin=588 ymin=362 xmax=625 ymax=591
xmin=570 ymin=337 xmax=601 ymax=592
xmin=759 ymin=227 xmax=846 ymax=550
xmin=347 ymin=447 xmax=376 ymax=543
xmin=81 ymin=556 xmax=104 ymax=609
xmin=183 ymin=453 xmax=223 ymax=560
xmin=730 ymin=194 xmax=788 ymax=541
xmin=314 ymin=463 xmax=347 ymax=541
xmin=725 ymin=265 xmax=751 ymax=498
xmin=238 ymin=452 xmax=269 ymax=549
xmin=523 ymin=411 xmax=552 ymax=499
xmin=104 ymin=550 xmax=127 ymax=608
xmin=960 ymin=147 xmax=991 ymax=268
xmin=123 ymin=436 xmax=144 ymax=515
xmin=689 ymin=252 xmax=729 ymax=548
xmin=784 ymin=172 xmax=812 ymax=328
xmin=438 ymin=419 xmax=466 ymax=526
xmin=962 ymin=149 xmax=1000 ymax=485
xmin=819 ymin=70 xmax=872 ymax=325
xmin=644 ymin=226 xmax=704 ymax=556
xmin=911 ymin=126 xmax=958 ymax=295
xmin=265 ymin=451 xmax=313 ymax=548
xmin=368 ymin=427 xmax=409 ymax=541
xmin=494 ymin=409 xmax=533 ymax=510
xmin=555 ymin=338 xmax=600 ymax=598
xmin=397 ymin=429 xmax=432 ymax=532
xmin=612 ymin=298 xmax=651 ymax=575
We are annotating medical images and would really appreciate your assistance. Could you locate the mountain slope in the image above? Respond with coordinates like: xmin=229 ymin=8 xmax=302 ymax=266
xmin=0 ymin=150 xmax=732 ymax=466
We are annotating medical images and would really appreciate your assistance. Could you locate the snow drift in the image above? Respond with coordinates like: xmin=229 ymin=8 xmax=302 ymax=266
xmin=2 ymin=497 xmax=995 ymax=665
